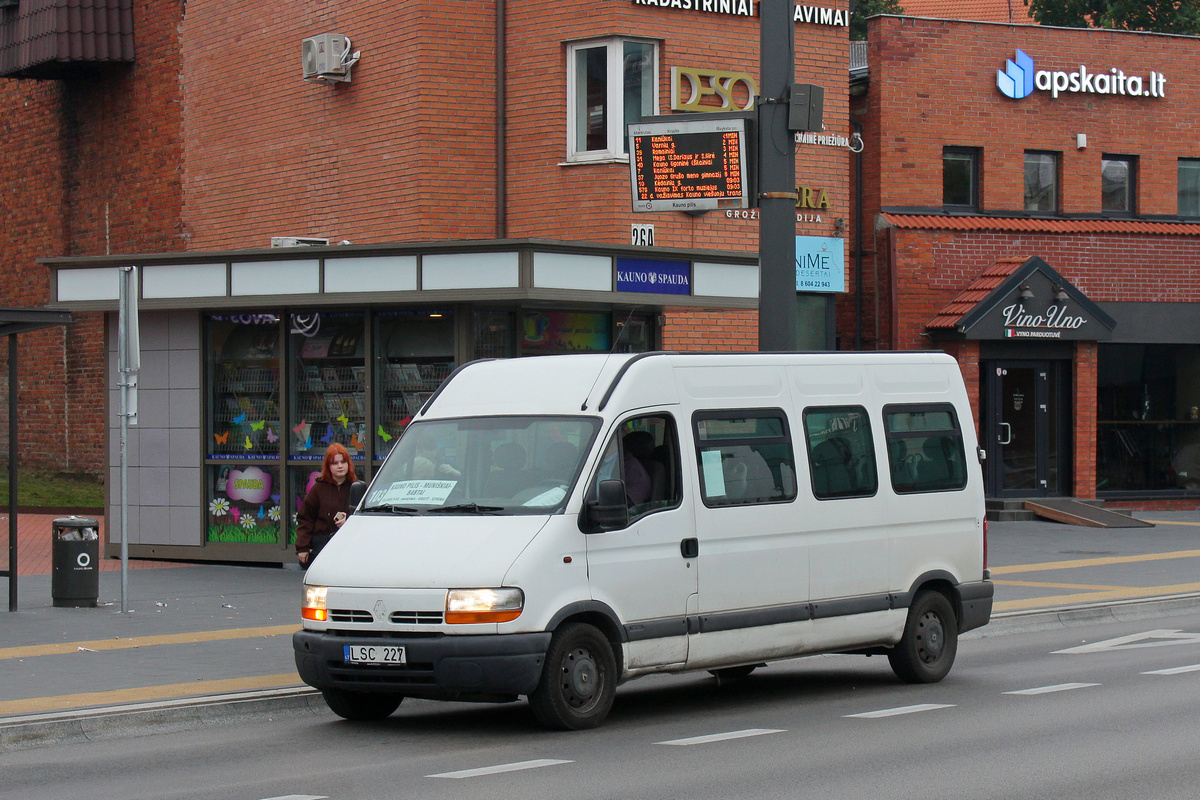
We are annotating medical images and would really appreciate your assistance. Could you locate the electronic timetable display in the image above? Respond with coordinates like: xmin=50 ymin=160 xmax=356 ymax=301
xmin=628 ymin=117 xmax=750 ymax=212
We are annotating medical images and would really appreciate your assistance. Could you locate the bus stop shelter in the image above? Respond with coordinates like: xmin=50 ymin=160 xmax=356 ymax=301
xmin=0 ymin=308 xmax=73 ymax=611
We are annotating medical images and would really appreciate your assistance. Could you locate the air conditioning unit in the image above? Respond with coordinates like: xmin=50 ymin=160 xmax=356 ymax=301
xmin=271 ymin=236 xmax=330 ymax=248
xmin=301 ymin=34 xmax=359 ymax=83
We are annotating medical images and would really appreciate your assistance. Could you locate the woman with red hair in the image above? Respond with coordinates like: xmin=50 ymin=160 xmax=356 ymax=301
xmin=296 ymin=443 xmax=358 ymax=568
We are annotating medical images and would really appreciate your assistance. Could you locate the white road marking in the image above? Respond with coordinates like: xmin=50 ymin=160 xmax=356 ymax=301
xmin=1143 ymin=663 xmax=1200 ymax=676
xmin=259 ymin=796 xmax=328 ymax=800
xmin=1054 ymin=629 xmax=1200 ymax=654
xmin=1004 ymin=682 xmax=1099 ymax=695
xmin=657 ymin=728 xmax=786 ymax=746
xmin=845 ymin=703 xmax=955 ymax=719
xmin=427 ymin=759 xmax=573 ymax=779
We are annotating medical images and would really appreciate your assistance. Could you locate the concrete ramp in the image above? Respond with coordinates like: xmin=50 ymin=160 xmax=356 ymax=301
xmin=1024 ymin=499 xmax=1154 ymax=529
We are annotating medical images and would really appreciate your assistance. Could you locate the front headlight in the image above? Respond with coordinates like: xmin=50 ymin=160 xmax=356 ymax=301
xmin=445 ymin=587 xmax=524 ymax=624
xmin=302 ymin=585 xmax=328 ymax=621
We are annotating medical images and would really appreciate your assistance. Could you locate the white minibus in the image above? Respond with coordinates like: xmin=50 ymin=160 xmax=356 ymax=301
xmin=294 ymin=352 xmax=992 ymax=729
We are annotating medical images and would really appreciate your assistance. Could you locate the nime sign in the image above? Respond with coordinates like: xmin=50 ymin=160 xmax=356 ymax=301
xmin=997 ymin=48 xmax=1167 ymax=100
xmin=630 ymin=0 xmax=848 ymax=25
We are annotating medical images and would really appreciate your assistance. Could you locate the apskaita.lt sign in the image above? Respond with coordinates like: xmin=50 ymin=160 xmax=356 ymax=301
xmin=997 ymin=48 xmax=1166 ymax=100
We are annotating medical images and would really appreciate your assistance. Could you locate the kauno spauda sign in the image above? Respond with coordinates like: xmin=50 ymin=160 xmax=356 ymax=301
xmin=997 ymin=49 xmax=1166 ymax=100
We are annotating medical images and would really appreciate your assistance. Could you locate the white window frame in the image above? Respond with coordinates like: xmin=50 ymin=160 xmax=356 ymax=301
xmin=565 ymin=37 xmax=658 ymax=164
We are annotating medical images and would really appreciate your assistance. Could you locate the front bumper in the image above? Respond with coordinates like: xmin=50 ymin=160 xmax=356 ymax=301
xmin=293 ymin=629 xmax=551 ymax=699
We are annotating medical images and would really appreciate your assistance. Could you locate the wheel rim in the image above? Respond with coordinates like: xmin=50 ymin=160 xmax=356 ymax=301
xmin=916 ymin=610 xmax=945 ymax=663
xmin=560 ymin=646 xmax=601 ymax=710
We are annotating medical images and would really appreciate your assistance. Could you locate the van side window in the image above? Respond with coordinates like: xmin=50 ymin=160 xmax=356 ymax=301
xmin=693 ymin=410 xmax=797 ymax=507
xmin=803 ymin=406 xmax=878 ymax=499
xmin=884 ymin=404 xmax=967 ymax=493
xmin=589 ymin=415 xmax=681 ymax=520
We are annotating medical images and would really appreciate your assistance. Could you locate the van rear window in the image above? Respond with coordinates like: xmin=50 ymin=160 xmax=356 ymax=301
xmin=803 ymin=406 xmax=878 ymax=500
xmin=883 ymin=404 xmax=967 ymax=493
xmin=693 ymin=410 xmax=797 ymax=507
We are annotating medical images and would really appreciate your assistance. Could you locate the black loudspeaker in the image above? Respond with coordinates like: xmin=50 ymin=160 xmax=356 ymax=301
xmin=788 ymin=83 xmax=825 ymax=132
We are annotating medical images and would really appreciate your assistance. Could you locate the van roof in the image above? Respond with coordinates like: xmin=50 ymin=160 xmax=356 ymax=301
xmin=419 ymin=351 xmax=959 ymax=420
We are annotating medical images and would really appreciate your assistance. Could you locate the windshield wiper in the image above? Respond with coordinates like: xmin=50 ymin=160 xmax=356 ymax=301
xmin=428 ymin=503 xmax=507 ymax=515
xmin=358 ymin=504 xmax=422 ymax=515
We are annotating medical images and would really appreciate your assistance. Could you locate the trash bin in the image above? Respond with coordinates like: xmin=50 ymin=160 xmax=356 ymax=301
xmin=52 ymin=516 xmax=100 ymax=608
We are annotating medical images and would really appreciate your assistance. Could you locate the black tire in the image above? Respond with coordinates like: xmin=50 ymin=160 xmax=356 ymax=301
xmin=709 ymin=664 xmax=759 ymax=682
xmin=888 ymin=590 xmax=958 ymax=684
xmin=529 ymin=622 xmax=617 ymax=730
xmin=321 ymin=688 xmax=403 ymax=721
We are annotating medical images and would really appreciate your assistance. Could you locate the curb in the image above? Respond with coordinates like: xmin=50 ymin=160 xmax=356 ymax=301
xmin=0 ymin=686 xmax=325 ymax=754
xmin=6 ymin=593 xmax=1200 ymax=753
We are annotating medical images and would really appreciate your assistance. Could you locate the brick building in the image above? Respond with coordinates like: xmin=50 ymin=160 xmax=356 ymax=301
xmin=8 ymin=0 xmax=852 ymax=561
xmin=849 ymin=16 xmax=1200 ymax=509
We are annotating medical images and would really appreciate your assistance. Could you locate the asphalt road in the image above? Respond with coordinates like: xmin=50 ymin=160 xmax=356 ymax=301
xmin=5 ymin=609 xmax=1200 ymax=800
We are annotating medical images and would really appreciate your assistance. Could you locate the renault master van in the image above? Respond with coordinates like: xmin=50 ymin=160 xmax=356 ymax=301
xmin=294 ymin=352 xmax=992 ymax=729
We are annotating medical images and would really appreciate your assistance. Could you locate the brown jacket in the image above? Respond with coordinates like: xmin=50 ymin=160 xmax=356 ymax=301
xmin=295 ymin=478 xmax=352 ymax=553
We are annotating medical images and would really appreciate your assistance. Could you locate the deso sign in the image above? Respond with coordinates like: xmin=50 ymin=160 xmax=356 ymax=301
xmin=997 ymin=49 xmax=1166 ymax=100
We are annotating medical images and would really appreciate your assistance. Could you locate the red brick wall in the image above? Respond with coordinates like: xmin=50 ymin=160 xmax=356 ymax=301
xmin=7 ymin=1 xmax=857 ymax=475
xmin=867 ymin=16 xmax=1196 ymax=215
xmin=1074 ymin=340 xmax=1098 ymax=499
xmin=0 ymin=1 xmax=185 ymax=476
xmin=661 ymin=306 xmax=758 ymax=351
xmin=176 ymin=1 xmax=849 ymax=269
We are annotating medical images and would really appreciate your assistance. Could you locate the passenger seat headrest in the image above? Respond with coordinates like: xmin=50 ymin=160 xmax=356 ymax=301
xmin=623 ymin=430 xmax=656 ymax=459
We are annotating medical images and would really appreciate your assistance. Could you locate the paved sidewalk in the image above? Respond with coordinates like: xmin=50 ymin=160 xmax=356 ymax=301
xmin=2 ymin=508 xmax=1199 ymax=751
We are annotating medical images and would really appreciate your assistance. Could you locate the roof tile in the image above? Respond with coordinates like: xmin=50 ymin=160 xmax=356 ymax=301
xmin=882 ymin=213 xmax=1200 ymax=236
xmin=927 ymin=257 xmax=1026 ymax=330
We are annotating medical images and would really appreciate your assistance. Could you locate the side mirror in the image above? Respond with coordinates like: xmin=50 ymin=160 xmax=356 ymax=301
xmin=349 ymin=480 xmax=368 ymax=510
xmin=583 ymin=479 xmax=628 ymax=532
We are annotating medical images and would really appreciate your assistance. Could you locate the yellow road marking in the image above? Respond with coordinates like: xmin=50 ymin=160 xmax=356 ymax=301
xmin=990 ymin=549 xmax=1200 ymax=575
xmin=0 ymin=624 xmax=298 ymax=660
xmin=1143 ymin=520 xmax=1200 ymax=527
xmin=993 ymin=580 xmax=1128 ymax=591
xmin=0 ymin=673 xmax=304 ymax=717
xmin=995 ymin=582 xmax=1200 ymax=612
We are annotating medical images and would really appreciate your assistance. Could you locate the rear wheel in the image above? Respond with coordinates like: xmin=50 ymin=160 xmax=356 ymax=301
xmin=888 ymin=590 xmax=958 ymax=684
xmin=321 ymin=688 xmax=403 ymax=721
xmin=529 ymin=622 xmax=617 ymax=730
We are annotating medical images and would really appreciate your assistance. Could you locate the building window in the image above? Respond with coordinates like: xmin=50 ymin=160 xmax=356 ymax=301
xmin=1101 ymin=155 xmax=1135 ymax=215
xmin=1098 ymin=344 xmax=1200 ymax=494
xmin=1024 ymin=151 xmax=1058 ymax=213
xmin=1179 ymin=159 xmax=1200 ymax=218
xmin=566 ymin=38 xmax=657 ymax=163
xmin=942 ymin=147 xmax=979 ymax=210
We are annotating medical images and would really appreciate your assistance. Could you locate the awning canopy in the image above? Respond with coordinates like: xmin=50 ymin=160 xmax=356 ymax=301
xmin=928 ymin=256 xmax=1116 ymax=342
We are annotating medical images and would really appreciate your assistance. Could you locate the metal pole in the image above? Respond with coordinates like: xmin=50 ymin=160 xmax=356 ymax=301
xmin=757 ymin=0 xmax=797 ymax=352
xmin=119 ymin=371 xmax=128 ymax=613
xmin=8 ymin=335 xmax=17 ymax=612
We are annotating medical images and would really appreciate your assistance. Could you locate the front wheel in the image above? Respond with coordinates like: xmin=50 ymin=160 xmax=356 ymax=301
xmin=321 ymin=688 xmax=403 ymax=721
xmin=888 ymin=590 xmax=958 ymax=684
xmin=529 ymin=622 xmax=617 ymax=730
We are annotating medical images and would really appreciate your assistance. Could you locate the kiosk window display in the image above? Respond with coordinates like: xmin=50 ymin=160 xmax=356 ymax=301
xmin=373 ymin=310 xmax=455 ymax=462
xmin=206 ymin=315 xmax=283 ymax=544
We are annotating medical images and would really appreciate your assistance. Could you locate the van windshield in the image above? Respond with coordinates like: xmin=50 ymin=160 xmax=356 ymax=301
xmin=362 ymin=416 xmax=601 ymax=515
